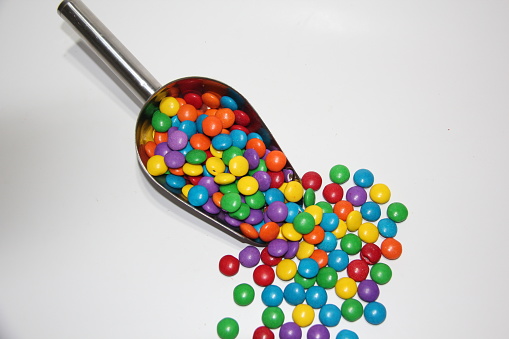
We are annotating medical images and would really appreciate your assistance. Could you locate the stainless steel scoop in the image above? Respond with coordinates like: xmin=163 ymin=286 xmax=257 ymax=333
xmin=58 ymin=0 xmax=299 ymax=246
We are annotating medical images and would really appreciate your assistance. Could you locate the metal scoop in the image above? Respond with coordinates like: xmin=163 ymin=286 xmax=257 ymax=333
xmin=58 ymin=0 xmax=300 ymax=246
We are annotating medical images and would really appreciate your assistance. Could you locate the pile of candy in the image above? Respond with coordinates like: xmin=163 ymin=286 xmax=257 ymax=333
xmin=137 ymin=81 xmax=408 ymax=338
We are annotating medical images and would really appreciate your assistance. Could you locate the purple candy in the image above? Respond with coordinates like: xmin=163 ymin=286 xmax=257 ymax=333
xmin=202 ymin=198 xmax=220 ymax=214
xmin=279 ymin=322 xmax=302 ymax=339
xmin=164 ymin=151 xmax=186 ymax=168
xmin=284 ymin=241 xmax=299 ymax=259
xmin=225 ymin=215 xmax=242 ymax=227
xmin=268 ymin=239 xmax=289 ymax=258
xmin=243 ymin=148 xmax=260 ymax=170
xmin=239 ymin=246 xmax=260 ymax=268
xmin=357 ymin=279 xmax=380 ymax=302
xmin=154 ymin=142 xmax=171 ymax=157
xmin=283 ymin=169 xmax=295 ymax=182
xmin=245 ymin=209 xmax=264 ymax=225
xmin=307 ymin=324 xmax=330 ymax=339
xmin=266 ymin=201 xmax=288 ymax=223
xmin=167 ymin=126 xmax=179 ymax=136
xmin=198 ymin=176 xmax=219 ymax=196
xmin=167 ymin=130 xmax=188 ymax=150
xmin=253 ymin=171 xmax=271 ymax=191
xmin=346 ymin=186 xmax=368 ymax=207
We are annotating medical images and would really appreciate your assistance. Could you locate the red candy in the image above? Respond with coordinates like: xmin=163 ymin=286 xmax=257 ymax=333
xmin=301 ymin=171 xmax=323 ymax=191
xmin=253 ymin=326 xmax=275 ymax=339
xmin=267 ymin=171 xmax=284 ymax=189
xmin=347 ymin=259 xmax=369 ymax=282
xmin=260 ymin=247 xmax=283 ymax=266
xmin=323 ymin=183 xmax=344 ymax=204
xmin=253 ymin=264 xmax=275 ymax=286
xmin=234 ymin=109 xmax=251 ymax=126
xmin=219 ymin=255 xmax=240 ymax=276
xmin=360 ymin=243 xmax=382 ymax=265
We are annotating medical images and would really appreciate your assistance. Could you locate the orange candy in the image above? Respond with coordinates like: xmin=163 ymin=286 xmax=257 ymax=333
xmin=144 ymin=141 xmax=156 ymax=158
xmin=190 ymin=133 xmax=211 ymax=151
xmin=303 ymin=225 xmax=325 ymax=245
xmin=169 ymin=167 xmax=184 ymax=176
xmin=212 ymin=192 xmax=224 ymax=208
xmin=215 ymin=108 xmax=236 ymax=128
xmin=259 ymin=222 xmax=280 ymax=242
xmin=177 ymin=103 xmax=198 ymax=122
xmin=176 ymin=97 xmax=186 ymax=107
xmin=381 ymin=238 xmax=402 ymax=260
xmin=309 ymin=249 xmax=328 ymax=268
xmin=240 ymin=223 xmax=259 ymax=240
xmin=154 ymin=131 xmax=168 ymax=144
xmin=246 ymin=138 xmax=267 ymax=158
xmin=202 ymin=92 xmax=221 ymax=108
xmin=265 ymin=150 xmax=287 ymax=172
xmin=333 ymin=200 xmax=354 ymax=221
xmin=202 ymin=116 xmax=223 ymax=137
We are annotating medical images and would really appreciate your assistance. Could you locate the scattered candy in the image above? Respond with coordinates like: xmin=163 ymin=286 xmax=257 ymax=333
xmin=217 ymin=317 xmax=239 ymax=339
xmin=214 ymin=163 xmax=409 ymax=338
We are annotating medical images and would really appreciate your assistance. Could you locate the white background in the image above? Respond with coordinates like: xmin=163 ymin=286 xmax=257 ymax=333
xmin=1 ymin=0 xmax=508 ymax=338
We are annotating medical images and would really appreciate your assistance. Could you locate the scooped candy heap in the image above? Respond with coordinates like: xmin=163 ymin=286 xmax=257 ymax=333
xmin=217 ymin=165 xmax=409 ymax=339
xmin=138 ymin=80 xmax=303 ymax=241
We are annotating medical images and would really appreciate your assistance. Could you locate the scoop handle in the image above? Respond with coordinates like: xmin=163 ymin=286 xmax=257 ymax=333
xmin=58 ymin=0 xmax=161 ymax=105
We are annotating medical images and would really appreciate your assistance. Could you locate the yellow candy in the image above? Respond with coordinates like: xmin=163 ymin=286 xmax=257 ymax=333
xmin=181 ymin=184 xmax=193 ymax=198
xmin=205 ymin=157 xmax=225 ymax=176
xmin=209 ymin=145 xmax=223 ymax=158
xmin=281 ymin=223 xmax=303 ymax=242
xmin=370 ymin=183 xmax=391 ymax=204
xmin=237 ymin=176 xmax=259 ymax=196
xmin=159 ymin=96 xmax=180 ymax=116
xmin=304 ymin=205 xmax=323 ymax=225
xmin=296 ymin=240 xmax=314 ymax=259
xmin=292 ymin=304 xmax=315 ymax=327
xmin=284 ymin=181 xmax=304 ymax=203
xmin=331 ymin=219 xmax=347 ymax=239
xmin=229 ymin=156 xmax=249 ymax=177
xmin=214 ymin=173 xmax=236 ymax=185
xmin=335 ymin=277 xmax=358 ymax=299
xmin=358 ymin=222 xmax=379 ymax=243
xmin=346 ymin=210 xmax=363 ymax=232
xmin=278 ymin=182 xmax=288 ymax=195
xmin=146 ymin=155 xmax=168 ymax=176
xmin=182 ymin=163 xmax=203 ymax=176
xmin=276 ymin=259 xmax=297 ymax=281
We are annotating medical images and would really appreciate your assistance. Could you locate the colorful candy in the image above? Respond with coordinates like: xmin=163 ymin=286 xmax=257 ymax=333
xmin=215 ymin=163 xmax=409 ymax=338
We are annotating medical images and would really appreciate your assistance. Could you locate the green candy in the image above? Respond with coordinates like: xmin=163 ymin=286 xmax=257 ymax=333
xmin=340 ymin=234 xmax=362 ymax=255
xmin=261 ymin=306 xmax=285 ymax=329
xmin=221 ymin=192 xmax=242 ymax=213
xmin=222 ymin=146 xmax=243 ymax=166
xmin=316 ymin=201 xmax=333 ymax=214
xmin=217 ymin=317 xmax=239 ymax=339
xmin=303 ymin=188 xmax=316 ymax=207
xmin=329 ymin=164 xmax=350 ymax=184
xmin=387 ymin=202 xmax=408 ymax=223
xmin=185 ymin=149 xmax=207 ymax=165
xmin=229 ymin=203 xmax=250 ymax=220
xmin=370 ymin=263 xmax=392 ymax=285
xmin=294 ymin=272 xmax=316 ymax=289
xmin=220 ymin=181 xmax=239 ymax=194
xmin=341 ymin=298 xmax=363 ymax=322
xmin=292 ymin=212 xmax=315 ymax=234
xmin=233 ymin=283 xmax=255 ymax=306
xmin=248 ymin=159 xmax=267 ymax=176
xmin=316 ymin=267 xmax=338 ymax=289
xmin=151 ymin=110 xmax=171 ymax=132
xmin=245 ymin=190 xmax=266 ymax=209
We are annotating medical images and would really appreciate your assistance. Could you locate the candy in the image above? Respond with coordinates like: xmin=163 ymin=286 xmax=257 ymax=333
xmin=335 ymin=277 xmax=357 ymax=300
xmin=305 ymin=286 xmax=328 ymax=309
xmin=336 ymin=329 xmax=359 ymax=339
xmin=219 ymin=255 xmax=240 ymax=276
xmin=307 ymin=324 xmax=330 ymax=339
xmin=340 ymin=234 xmax=362 ymax=255
xmin=239 ymin=246 xmax=260 ymax=268
xmin=298 ymin=258 xmax=319 ymax=279
xmin=387 ymin=202 xmax=409 ymax=222
xmin=369 ymin=183 xmax=391 ymax=204
xmin=322 ymin=183 xmax=344 ymax=204
xmin=347 ymin=259 xmax=369 ymax=282
xmin=381 ymin=237 xmax=403 ymax=259
xmin=360 ymin=201 xmax=381 ymax=222
xmin=279 ymin=322 xmax=302 ymax=339
xmin=370 ymin=262 xmax=393 ymax=284
xmin=316 ymin=267 xmax=338 ymax=289
xmin=377 ymin=218 xmax=398 ymax=238
xmin=261 ymin=306 xmax=285 ymax=329
xmin=261 ymin=285 xmax=284 ymax=307
xmin=252 ymin=326 xmax=274 ymax=339
xmin=364 ymin=301 xmax=387 ymax=325
xmin=283 ymin=282 xmax=306 ymax=306
xmin=233 ymin=283 xmax=255 ymax=306
xmin=253 ymin=264 xmax=275 ymax=286
xmin=360 ymin=243 xmax=382 ymax=265
xmin=267 ymin=239 xmax=289 ymax=257
xmin=357 ymin=279 xmax=380 ymax=302
xmin=301 ymin=171 xmax=322 ymax=190
xmin=318 ymin=304 xmax=341 ymax=327
xmin=329 ymin=164 xmax=350 ymax=184
xmin=292 ymin=304 xmax=315 ymax=327
xmin=340 ymin=299 xmax=363 ymax=322
xmin=276 ymin=259 xmax=298 ymax=281
xmin=327 ymin=250 xmax=349 ymax=272
xmin=217 ymin=317 xmax=239 ymax=339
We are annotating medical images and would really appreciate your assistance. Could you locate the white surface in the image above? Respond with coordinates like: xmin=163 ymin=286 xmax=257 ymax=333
xmin=1 ymin=0 xmax=508 ymax=338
